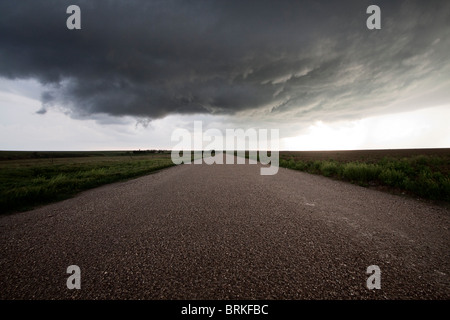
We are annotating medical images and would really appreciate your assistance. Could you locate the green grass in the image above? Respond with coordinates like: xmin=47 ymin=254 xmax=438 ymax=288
xmin=279 ymin=155 xmax=450 ymax=202
xmin=3 ymin=149 xmax=448 ymax=213
xmin=0 ymin=151 xmax=175 ymax=214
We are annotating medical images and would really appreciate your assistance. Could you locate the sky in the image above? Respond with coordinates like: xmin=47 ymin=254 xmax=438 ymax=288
xmin=0 ymin=0 xmax=449 ymax=151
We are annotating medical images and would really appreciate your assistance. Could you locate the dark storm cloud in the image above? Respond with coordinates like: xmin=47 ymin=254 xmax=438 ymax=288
xmin=0 ymin=0 xmax=449 ymax=122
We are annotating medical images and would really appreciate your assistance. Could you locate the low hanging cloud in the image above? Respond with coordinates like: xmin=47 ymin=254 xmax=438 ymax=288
xmin=0 ymin=0 xmax=449 ymax=124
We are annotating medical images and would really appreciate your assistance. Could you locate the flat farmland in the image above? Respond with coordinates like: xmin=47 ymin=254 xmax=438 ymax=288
xmin=1 ymin=149 xmax=449 ymax=215
xmin=280 ymin=148 xmax=450 ymax=163
xmin=0 ymin=151 xmax=175 ymax=214
xmin=279 ymin=149 xmax=450 ymax=203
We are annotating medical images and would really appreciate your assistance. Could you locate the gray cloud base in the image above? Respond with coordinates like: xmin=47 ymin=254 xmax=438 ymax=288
xmin=0 ymin=0 xmax=449 ymax=124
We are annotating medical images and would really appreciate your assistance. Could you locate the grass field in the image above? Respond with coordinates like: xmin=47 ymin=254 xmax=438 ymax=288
xmin=0 ymin=151 xmax=175 ymax=214
xmin=1 ymin=148 xmax=449 ymax=214
xmin=279 ymin=148 xmax=450 ymax=203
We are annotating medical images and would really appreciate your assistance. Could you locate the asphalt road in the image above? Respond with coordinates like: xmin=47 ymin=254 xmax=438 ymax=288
xmin=0 ymin=158 xmax=449 ymax=299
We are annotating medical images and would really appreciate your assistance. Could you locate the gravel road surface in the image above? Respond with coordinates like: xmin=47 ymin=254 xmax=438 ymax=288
xmin=1 ymin=158 xmax=449 ymax=299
